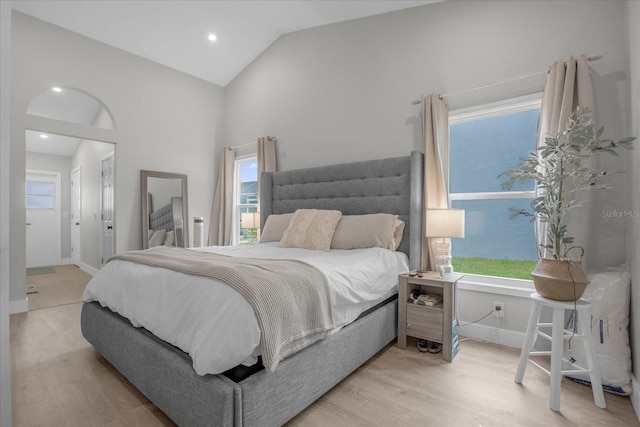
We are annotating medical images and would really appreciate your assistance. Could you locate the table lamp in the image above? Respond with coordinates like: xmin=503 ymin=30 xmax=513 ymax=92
xmin=241 ymin=212 xmax=260 ymax=243
xmin=425 ymin=208 xmax=465 ymax=277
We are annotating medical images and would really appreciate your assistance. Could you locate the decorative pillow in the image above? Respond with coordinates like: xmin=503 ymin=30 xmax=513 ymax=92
xmin=260 ymin=213 xmax=295 ymax=243
xmin=331 ymin=213 xmax=403 ymax=250
xmin=279 ymin=209 xmax=342 ymax=251
xmin=163 ymin=230 xmax=175 ymax=246
xmin=393 ymin=219 xmax=406 ymax=250
xmin=149 ymin=229 xmax=167 ymax=247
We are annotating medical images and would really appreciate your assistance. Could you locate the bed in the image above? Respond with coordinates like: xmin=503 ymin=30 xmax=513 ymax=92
xmin=81 ymin=151 xmax=424 ymax=426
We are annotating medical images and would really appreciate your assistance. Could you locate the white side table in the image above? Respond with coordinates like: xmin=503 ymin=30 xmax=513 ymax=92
xmin=514 ymin=292 xmax=606 ymax=411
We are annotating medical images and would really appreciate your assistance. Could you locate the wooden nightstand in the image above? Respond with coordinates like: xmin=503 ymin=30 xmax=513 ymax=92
xmin=397 ymin=272 xmax=464 ymax=362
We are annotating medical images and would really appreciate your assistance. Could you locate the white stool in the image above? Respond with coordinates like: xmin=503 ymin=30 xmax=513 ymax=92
xmin=514 ymin=292 xmax=605 ymax=412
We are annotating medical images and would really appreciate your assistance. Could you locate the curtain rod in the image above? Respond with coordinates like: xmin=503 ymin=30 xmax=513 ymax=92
xmin=227 ymin=137 xmax=278 ymax=150
xmin=411 ymin=53 xmax=603 ymax=105
xmin=227 ymin=141 xmax=255 ymax=150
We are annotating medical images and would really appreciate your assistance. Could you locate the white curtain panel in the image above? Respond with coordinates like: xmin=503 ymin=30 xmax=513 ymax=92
xmin=208 ymin=147 xmax=236 ymax=246
xmin=537 ymin=56 xmax=594 ymax=265
xmin=420 ymin=94 xmax=451 ymax=271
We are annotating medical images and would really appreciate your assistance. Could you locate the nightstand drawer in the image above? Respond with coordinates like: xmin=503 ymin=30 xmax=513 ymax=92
xmin=406 ymin=304 xmax=443 ymax=342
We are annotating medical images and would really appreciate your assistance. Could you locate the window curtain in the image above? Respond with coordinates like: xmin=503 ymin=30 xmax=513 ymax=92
xmin=257 ymin=136 xmax=277 ymax=202
xmin=421 ymin=94 xmax=451 ymax=271
xmin=208 ymin=147 xmax=236 ymax=246
xmin=536 ymin=56 xmax=594 ymax=266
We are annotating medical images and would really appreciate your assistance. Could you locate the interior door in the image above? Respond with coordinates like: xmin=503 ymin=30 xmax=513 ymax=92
xmin=71 ymin=167 xmax=81 ymax=266
xmin=101 ymin=153 xmax=114 ymax=265
xmin=26 ymin=171 xmax=60 ymax=268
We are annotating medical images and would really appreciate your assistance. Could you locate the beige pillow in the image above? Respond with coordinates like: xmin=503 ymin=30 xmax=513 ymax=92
xmin=279 ymin=209 xmax=342 ymax=251
xmin=393 ymin=219 xmax=406 ymax=250
xmin=260 ymin=213 xmax=295 ymax=243
xmin=331 ymin=214 xmax=404 ymax=250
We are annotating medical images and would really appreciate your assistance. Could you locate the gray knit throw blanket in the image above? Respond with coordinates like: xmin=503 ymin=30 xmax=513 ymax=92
xmin=109 ymin=246 xmax=335 ymax=372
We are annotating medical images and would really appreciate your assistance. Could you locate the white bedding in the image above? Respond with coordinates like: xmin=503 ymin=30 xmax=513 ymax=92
xmin=83 ymin=242 xmax=409 ymax=376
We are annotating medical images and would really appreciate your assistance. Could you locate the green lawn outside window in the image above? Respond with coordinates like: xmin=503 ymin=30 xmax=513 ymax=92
xmin=452 ymin=258 xmax=537 ymax=280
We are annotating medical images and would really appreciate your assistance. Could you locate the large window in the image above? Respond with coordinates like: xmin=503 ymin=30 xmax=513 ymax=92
xmin=234 ymin=156 xmax=258 ymax=244
xmin=449 ymin=94 xmax=541 ymax=280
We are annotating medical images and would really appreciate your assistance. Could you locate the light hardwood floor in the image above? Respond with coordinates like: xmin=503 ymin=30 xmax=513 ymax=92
xmin=10 ymin=267 xmax=640 ymax=426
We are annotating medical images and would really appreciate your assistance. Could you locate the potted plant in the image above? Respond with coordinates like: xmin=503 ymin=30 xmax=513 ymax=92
xmin=501 ymin=106 xmax=635 ymax=300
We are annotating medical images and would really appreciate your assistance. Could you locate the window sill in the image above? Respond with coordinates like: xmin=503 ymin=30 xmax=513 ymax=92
xmin=456 ymin=273 xmax=534 ymax=298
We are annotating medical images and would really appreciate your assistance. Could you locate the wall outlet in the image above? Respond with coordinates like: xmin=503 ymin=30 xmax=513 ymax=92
xmin=493 ymin=302 xmax=505 ymax=318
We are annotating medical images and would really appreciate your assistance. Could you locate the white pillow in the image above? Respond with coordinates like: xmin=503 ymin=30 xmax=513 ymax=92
xmin=149 ymin=229 xmax=167 ymax=247
xmin=260 ymin=213 xmax=294 ymax=243
xmin=331 ymin=214 xmax=404 ymax=250
xmin=279 ymin=209 xmax=342 ymax=251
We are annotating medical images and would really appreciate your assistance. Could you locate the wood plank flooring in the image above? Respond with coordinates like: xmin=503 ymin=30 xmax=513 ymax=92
xmin=10 ymin=267 xmax=639 ymax=426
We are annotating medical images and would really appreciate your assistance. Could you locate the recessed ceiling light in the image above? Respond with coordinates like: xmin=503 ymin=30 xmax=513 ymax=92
xmin=207 ymin=33 xmax=217 ymax=42
xmin=40 ymin=134 xmax=48 ymax=139
xmin=52 ymin=87 xmax=62 ymax=92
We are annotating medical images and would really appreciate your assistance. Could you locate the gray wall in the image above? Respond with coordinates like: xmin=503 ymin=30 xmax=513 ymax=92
xmin=626 ymin=0 xmax=640 ymax=387
xmin=224 ymin=0 xmax=633 ymax=331
xmin=10 ymin=11 xmax=225 ymax=302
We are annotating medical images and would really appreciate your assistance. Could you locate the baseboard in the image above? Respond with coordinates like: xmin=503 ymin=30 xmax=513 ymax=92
xmin=80 ymin=263 xmax=97 ymax=276
xmin=10 ymin=297 xmax=28 ymax=314
xmin=631 ymin=374 xmax=640 ymax=422
xmin=59 ymin=258 xmax=73 ymax=265
xmin=457 ymin=321 xmax=524 ymax=349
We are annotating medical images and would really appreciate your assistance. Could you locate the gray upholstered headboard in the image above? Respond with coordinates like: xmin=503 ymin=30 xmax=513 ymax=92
xmin=260 ymin=151 xmax=424 ymax=269
xmin=149 ymin=197 xmax=183 ymax=233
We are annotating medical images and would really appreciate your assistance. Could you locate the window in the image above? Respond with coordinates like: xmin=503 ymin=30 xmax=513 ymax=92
xmin=449 ymin=94 xmax=541 ymax=280
xmin=25 ymin=180 xmax=55 ymax=209
xmin=233 ymin=155 xmax=258 ymax=244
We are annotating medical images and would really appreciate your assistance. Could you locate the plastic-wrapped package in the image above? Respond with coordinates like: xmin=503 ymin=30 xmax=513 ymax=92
xmin=564 ymin=265 xmax=632 ymax=395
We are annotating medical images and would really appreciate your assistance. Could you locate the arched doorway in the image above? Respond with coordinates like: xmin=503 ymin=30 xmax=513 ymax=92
xmin=25 ymin=87 xmax=117 ymax=276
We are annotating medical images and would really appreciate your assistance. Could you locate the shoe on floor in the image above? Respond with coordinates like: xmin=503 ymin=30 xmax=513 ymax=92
xmin=427 ymin=341 xmax=442 ymax=354
xmin=417 ymin=339 xmax=430 ymax=352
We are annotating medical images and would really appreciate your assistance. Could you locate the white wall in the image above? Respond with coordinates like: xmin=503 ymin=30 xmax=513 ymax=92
xmin=625 ymin=0 xmax=640 ymax=387
xmin=224 ymin=0 xmax=632 ymax=334
xmin=0 ymin=1 xmax=12 ymax=425
xmin=10 ymin=12 xmax=225 ymax=304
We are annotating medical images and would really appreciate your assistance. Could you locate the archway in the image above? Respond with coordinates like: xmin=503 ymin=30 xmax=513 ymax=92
xmin=25 ymin=87 xmax=117 ymax=279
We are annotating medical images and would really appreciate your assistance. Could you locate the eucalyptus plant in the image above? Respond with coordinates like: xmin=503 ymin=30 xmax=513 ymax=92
xmin=501 ymin=106 xmax=635 ymax=260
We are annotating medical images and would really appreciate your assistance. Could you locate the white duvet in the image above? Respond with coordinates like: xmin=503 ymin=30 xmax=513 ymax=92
xmin=83 ymin=242 xmax=409 ymax=376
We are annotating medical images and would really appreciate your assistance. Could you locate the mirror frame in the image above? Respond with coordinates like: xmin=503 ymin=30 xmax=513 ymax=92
xmin=141 ymin=170 xmax=189 ymax=249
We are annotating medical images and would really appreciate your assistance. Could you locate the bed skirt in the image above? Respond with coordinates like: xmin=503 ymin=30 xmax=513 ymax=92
xmin=81 ymin=298 xmax=398 ymax=426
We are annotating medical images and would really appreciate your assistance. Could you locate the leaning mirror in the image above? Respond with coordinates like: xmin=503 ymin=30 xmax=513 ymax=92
xmin=141 ymin=170 xmax=189 ymax=249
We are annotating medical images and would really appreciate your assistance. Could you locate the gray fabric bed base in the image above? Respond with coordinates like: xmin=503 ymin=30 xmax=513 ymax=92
xmin=81 ymin=298 xmax=397 ymax=426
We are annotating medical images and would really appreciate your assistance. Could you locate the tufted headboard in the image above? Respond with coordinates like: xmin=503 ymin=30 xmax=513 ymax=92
xmin=149 ymin=197 xmax=184 ymax=247
xmin=260 ymin=151 xmax=424 ymax=269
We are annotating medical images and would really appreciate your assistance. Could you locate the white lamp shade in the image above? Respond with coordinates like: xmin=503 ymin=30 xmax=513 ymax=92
xmin=241 ymin=212 xmax=260 ymax=229
xmin=425 ymin=209 xmax=465 ymax=238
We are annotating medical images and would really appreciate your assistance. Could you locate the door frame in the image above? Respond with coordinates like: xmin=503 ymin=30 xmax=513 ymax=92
xmin=70 ymin=166 xmax=81 ymax=267
xmin=25 ymin=169 xmax=61 ymax=267
xmin=100 ymin=151 xmax=115 ymax=265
